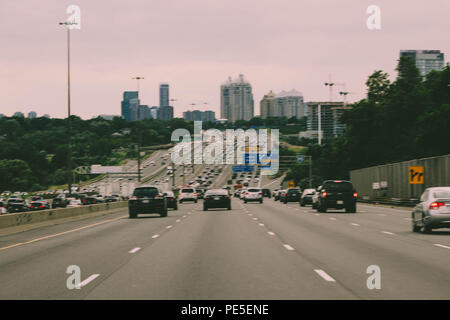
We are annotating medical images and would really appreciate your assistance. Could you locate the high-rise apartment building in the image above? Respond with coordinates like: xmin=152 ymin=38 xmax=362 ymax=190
xmin=260 ymin=89 xmax=306 ymax=119
xmin=27 ymin=111 xmax=37 ymax=119
xmin=400 ymin=50 xmax=445 ymax=77
xmin=157 ymin=105 xmax=174 ymax=121
xmin=220 ymin=74 xmax=254 ymax=122
xmin=150 ymin=106 xmax=158 ymax=119
xmin=183 ymin=110 xmax=216 ymax=122
xmin=159 ymin=83 xmax=169 ymax=107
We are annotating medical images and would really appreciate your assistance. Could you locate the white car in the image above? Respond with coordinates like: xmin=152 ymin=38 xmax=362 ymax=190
xmin=179 ymin=188 xmax=197 ymax=203
xmin=243 ymin=188 xmax=263 ymax=203
xmin=67 ymin=199 xmax=82 ymax=207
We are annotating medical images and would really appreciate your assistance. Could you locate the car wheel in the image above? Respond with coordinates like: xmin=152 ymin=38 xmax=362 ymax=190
xmin=129 ymin=209 xmax=137 ymax=219
xmin=160 ymin=207 xmax=168 ymax=217
xmin=412 ymin=221 xmax=420 ymax=232
xmin=195 ymin=200 xmax=198 ymax=203
xmin=345 ymin=205 xmax=356 ymax=213
xmin=300 ymin=201 xmax=305 ymax=207
xmin=422 ymin=216 xmax=432 ymax=234
xmin=227 ymin=205 xmax=231 ymax=210
xmin=203 ymin=205 xmax=208 ymax=211
xmin=259 ymin=199 xmax=263 ymax=204
xmin=174 ymin=203 xmax=178 ymax=210
xmin=244 ymin=200 xmax=247 ymax=203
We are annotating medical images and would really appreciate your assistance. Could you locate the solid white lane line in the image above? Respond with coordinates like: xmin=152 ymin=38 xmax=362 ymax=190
xmin=152 ymin=234 xmax=160 ymax=239
xmin=381 ymin=231 xmax=395 ymax=235
xmin=283 ymin=244 xmax=295 ymax=251
xmin=80 ymin=274 xmax=100 ymax=287
xmin=351 ymin=223 xmax=360 ymax=226
xmin=434 ymin=244 xmax=450 ymax=250
xmin=314 ymin=269 xmax=336 ymax=282
xmin=128 ymin=247 xmax=141 ymax=254
xmin=268 ymin=231 xmax=275 ymax=236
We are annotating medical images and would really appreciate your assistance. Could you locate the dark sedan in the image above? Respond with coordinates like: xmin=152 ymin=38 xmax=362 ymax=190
xmin=165 ymin=191 xmax=178 ymax=210
xmin=283 ymin=188 xmax=301 ymax=203
xmin=29 ymin=200 xmax=50 ymax=211
xmin=203 ymin=189 xmax=231 ymax=211
xmin=7 ymin=199 xmax=28 ymax=213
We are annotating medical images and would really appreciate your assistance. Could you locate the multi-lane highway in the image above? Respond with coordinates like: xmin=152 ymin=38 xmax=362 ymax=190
xmin=1 ymin=187 xmax=450 ymax=299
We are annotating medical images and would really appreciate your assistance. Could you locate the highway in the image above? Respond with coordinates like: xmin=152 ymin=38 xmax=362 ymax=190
xmin=1 ymin=193 xmax=450 ymax=299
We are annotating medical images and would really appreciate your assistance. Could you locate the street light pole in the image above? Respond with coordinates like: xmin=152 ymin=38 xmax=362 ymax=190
xmin=132 ymin=76 xmax=144 ymax=183
xmin=59 ymin=22 xmax=74 ymax=195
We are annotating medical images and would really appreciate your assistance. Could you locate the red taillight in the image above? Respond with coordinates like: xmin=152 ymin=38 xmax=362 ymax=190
xmin=39 ymin=205 xmax=45 ymax=208
xmin=353 ymin=192 xmax=358 ymax=198
xmin=430 ymin=202 xmax=445 ymax=210
xmin=259 ymin=192 xmax=262 ymax=195
xmin=155 ymin=194 xmax=164 ymax=199
xmin=130 ymin=196 xmax=137 ymax=200
xmin=193 ymin=193 xmax=197 ymax=196
xmin=322 ymin=191 xmax=327 ymax=197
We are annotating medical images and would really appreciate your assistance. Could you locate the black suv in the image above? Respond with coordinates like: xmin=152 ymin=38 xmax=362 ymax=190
xmin=262 ymin=188 xmax=271 ymax=198
xmin=316 ymin=180 xmax=357 ymax=213
xmin=128 ymin=185 xmax=168 ymax=218
xmin=52 ymin=195 xmax=69 ymax=208
xmin=283 ymin=188 xmax=301 ymax=203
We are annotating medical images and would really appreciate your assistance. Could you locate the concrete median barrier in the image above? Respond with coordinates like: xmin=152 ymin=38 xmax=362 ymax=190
xmin=0 ymin=201 xmax=128 ymax=231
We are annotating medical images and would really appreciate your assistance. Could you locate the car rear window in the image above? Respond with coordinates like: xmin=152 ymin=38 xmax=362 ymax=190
xmin=248 ymin=189 xmax=260 ymax=192
xmin=323 ymin=181 xmax=353 ymax=192
xmin=181 ymin=189 xmax=194 ymax=193
xmin=433 ymin=191 xmax=450 ymax=199
xmin=205 ymin=190 xmax=228 ymax=196
xmin=133 ymin=187 xmax=159 ymax=197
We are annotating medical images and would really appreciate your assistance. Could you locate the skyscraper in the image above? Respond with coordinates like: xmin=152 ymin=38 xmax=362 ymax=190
xmin=159 ymin=83 xmax=169 ymax=107
xmin=260 ymin=90 xmax=276 ymax=118
xmin=220 ymin=74 xmax=254 ymax=122
xmin=157 ymin=106 xmax=173 ymax=120
xmin=400 ymin=50 xmax=445 ymax=77
xmin=121 ymin=91 xmax=139 ymax=122
xmin=260 ymin=90 xmax=306 ymax=119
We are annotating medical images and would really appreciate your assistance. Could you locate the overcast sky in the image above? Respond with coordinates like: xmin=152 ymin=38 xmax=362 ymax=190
xmin=1 ymin=0 xmax=449 ymax=119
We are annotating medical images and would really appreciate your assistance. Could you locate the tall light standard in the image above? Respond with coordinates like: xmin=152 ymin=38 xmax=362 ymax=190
xmin=132 ymin=76 xmax=144 ymax=183
xmin=59 ymin=21 xmax=77 ymax=195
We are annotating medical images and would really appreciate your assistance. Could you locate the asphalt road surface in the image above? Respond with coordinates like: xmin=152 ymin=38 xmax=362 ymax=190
xmin=1 ymin=196 xmax=450 ymax=299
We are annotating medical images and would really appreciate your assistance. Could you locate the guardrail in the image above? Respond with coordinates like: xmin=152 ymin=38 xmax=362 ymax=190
xmin=0 ymin=201 xmax=128 ymax=230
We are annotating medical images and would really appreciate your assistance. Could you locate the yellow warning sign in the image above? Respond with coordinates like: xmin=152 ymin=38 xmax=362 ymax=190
xmin=288 ymin=181 xmax=295 ymax=188
xmin=409 ymin=166 xmax=424 ymax=184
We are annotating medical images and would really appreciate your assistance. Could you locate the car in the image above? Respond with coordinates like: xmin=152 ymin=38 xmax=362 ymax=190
xmin=165 ymin=191 xmax=178 ymax=210
xmin=243 ymin=188 xmax=263 ymax=203
xmin=93 ymin=194 xmax=105 ymax=203
xmin=0 ymin=201 xmax=6 ymax=214
xmin=31 ymin=196 xmax=45 ymax=202
xmin=283 ymin=188 xmax=301 ymax=203
xmin=300 ymin=189 xmax=316 ymax=206
xmin=262 ymin=188 xmax=271 ymax=198
xmin=412 ymin=187 xmax=450 ymax=233
xmin=272 ymin=189 xmax=279 ymax=198
xmin=7 ymin=198 xmax=28 ymax=213
xmin=82 ymin=196 xmax=98 ymax=205
xmin=105 ymin=195 xmax=118 ymax=202
xmin=203 ymin=189 xmax=231 ymax=211
xmin=29 ymin=200 xmax=50 ymax=211
xmin=67 ymin=199 xmax=82 ymax=207
xmin=52 ymin=195 xmax=69 ymax=208
xmin=179 ymin=187 xmax=198 ymax=203
xmin=278 ymin=190 xmax=288 ymax=202
xmin=128 ymin=185 xmax=168 ymax=218
xmin=196 ymin=189 xmax=206 ymax=200
xmin=316 ymin=180 xmax=357 ymax=213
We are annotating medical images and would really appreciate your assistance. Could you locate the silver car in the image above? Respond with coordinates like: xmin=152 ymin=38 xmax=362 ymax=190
xmin=412 ymin=187 xmax=450 ymax=233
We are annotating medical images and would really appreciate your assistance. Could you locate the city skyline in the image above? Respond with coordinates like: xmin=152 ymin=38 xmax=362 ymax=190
xmin=1 ymin=1 xmax=449 ymax=119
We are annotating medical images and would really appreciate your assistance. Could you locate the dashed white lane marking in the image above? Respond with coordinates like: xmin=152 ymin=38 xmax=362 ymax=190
xmin=259 ymin=223 xmax=264 ymax=226
xmin=182 ymin=215 xmax=187 ymax=218
xmin=249 ymin=213 xmax=253 ymax=216
xmin=404 ymin=218 xmax=412 ymax=221
xmin=152 ymin=234 xmax=160 ymax=239
xmin=381 ymin=231 xmax=395 ymax=235
xmin=378 ymin=214 xmax=387 ymax=216
xmin=253 ymin=217 xmax=258 ymax=220
xmin=351 ymin=223 xmax=360 ymax=226
xmin=329 ymin=217 xmax=336 ymax=220
xmin=80 ymin=274 xmax=100 ymax=287
xmin=166 ymin=225 xmax=173 ymax=229
xmin=314 ymin=213 xmax=320 ymax=216
xmin=314 ymin=269 xmax=336 ymax=282
xmin=283 ymin=244 xmax=295 ymax=251
xmin=434 ymin=244 xmax=450 ymax=250
xmin=268 ymin=231 xmax=275 ymax=236
xmin=128 ymin=247 xmax=141 ymax=254
xmin=176 ymin=219 xmax=181 ymax=222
